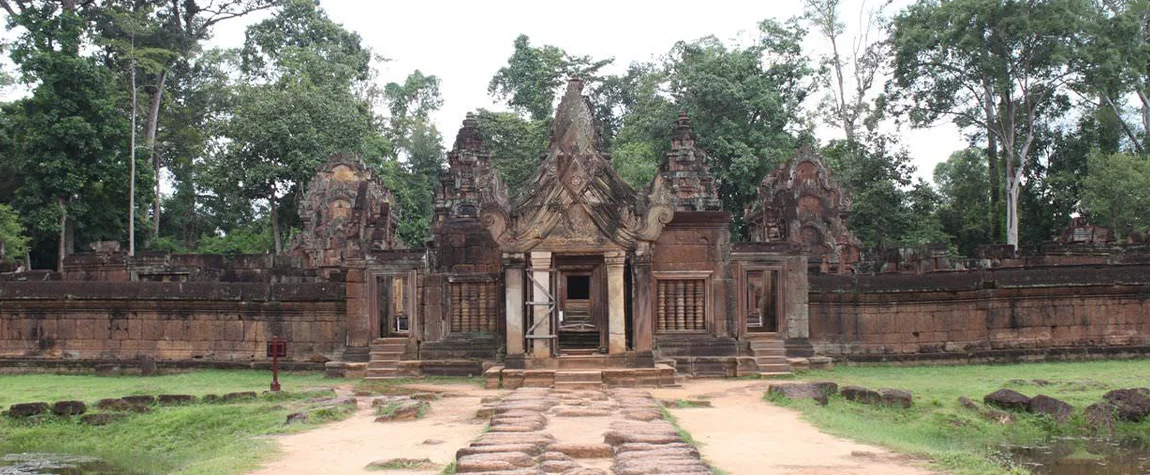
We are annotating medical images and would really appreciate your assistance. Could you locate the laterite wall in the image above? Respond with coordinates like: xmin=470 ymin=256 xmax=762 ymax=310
xmin=0 ymin=281 xmax=346 ymax=365
xmin=809 ymin=265 xmax=1150 ymax=363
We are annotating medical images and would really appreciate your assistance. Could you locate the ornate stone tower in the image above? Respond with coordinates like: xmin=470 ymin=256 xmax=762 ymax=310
xmin=289 ymin=153 xmax=401 ymax=269
xmin=659 ymin=112 xmax=722 ymax=212
xmin=746 ymin=147 xmax=861 ymax=271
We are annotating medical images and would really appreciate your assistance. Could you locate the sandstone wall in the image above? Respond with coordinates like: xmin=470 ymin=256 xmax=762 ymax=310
xmin=0 ymin=281 xmax=346 ymax=365
xmin=810 ymin=265 xmax=1150 ymax=362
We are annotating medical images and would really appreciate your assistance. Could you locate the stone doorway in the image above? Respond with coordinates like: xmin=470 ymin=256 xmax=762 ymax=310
xmin=375 ymin=274 xmax=413 ymax=338
xmin=555 ymin=255 xmax=606 ymax=353
xmin=743 ymin=269 xmax=780 ymax=333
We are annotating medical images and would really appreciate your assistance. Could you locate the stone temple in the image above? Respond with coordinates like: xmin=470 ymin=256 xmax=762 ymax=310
xmin=2 ymin=79 xmax=1149 ymax=387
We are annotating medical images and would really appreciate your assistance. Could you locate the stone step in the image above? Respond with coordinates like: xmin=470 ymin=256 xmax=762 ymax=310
xmin=749 ymin=340 xmax=785 ymax=349
xmin=553 ymin=382 xmax=604 ymax=390
xmin=757 ymin=363 xmax=791 ymax=373
xmin=555 ymin=355 xmax=610 ymax=369
xmin=372 ymin=337 xmax=409 ymax=344
xmin=364 ymin=375 xmax=399 ymax=381
xmin=754 ymin=355 xmax=787 ymax=364
xmin=369 ymin=344 xmax=407 ymax=351
xmin=368 ymin=362 xmax=398 ymax=371
xmin=759 ymin=371 xmax=792 ymax=378
xmin=554 ymin=370 xmax=603 ymax=383
xmin=751 ymin=348 xmax=786 ymax=357
xmin=369 ymin=351 xmax=403 ymax=360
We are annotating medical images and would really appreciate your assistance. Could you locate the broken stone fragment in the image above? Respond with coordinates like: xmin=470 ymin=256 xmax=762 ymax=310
xmin=879 ymin=388 xmax=914 ymax=408
xmin=121 ymin=395 xmax=155 ymax=406
xmin=840 ymin=386 xmax=882 ymax=405
xmin=1102 ymin=388 xmax=1150 ymax=422
xmin=51 ymin=400 xmax=87 ymax=416
xmin=222 ymin=391 xmax=257 ymax=402
xmin=546 ymin=442 xmax=613 ymax=458
xmin=1027 ymin=394 xmax=1073 ymax=423
xmin=80 ymin=413 xmax=126 ymax=426
xmin=767 ymin=382 xmax=838 ymax=405
xmin=6 ymin=402 xmax=49 ymax=418
xmin=95 ymin=398 xmax=132 ymax=411
xmin=157 ymin=394 xmax=195 ymax=405
xmin=983 ymin=388 xmax=1030 ymax=412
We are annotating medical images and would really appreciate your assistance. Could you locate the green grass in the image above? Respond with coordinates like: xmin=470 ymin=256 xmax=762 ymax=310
xmin=768 ymin=359 xmax=1150 ymax=475
xmin=0 ymin=370 xmax=349 ymax=475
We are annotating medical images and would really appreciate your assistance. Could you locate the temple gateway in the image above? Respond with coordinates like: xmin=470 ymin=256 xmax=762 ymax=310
xmin=2 ymin=79 xmax=1148 ymax=386
xmin=312 ymin=79 xmax=839 ymax=386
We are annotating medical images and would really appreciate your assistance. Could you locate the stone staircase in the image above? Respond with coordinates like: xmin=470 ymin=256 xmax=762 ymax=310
xmin=748 ymin=334 xmax=791 ymax=377
xmin=365 ymin=337 xmax=407 ymax=380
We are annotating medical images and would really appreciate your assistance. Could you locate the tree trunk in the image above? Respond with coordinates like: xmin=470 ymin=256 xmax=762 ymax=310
xmin=129 ymin=62 xmax=137 ymax=256
xmin=983 ymin=79 xmax=1002 ymax=243
xmin=1005 ymin=159 xmax=1021 ymax=249
xmin=56 ymin=197 xmax=66 ymax=273
xmin=147 ymin=70 xmax=168 ymax=242
xmin=269 ymin=193 xmax=282 ymax=254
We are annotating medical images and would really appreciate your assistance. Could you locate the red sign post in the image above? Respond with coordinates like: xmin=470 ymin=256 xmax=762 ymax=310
xmin=266 ymin=336 xmax=287 ymax=392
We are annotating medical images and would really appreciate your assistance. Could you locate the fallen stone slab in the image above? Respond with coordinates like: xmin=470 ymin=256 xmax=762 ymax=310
xmin=880 ymin=389 xmax=913 ymax=408
xmin=603 ymin=431 xmax=682 ymax=446
xmin=622 ymin=409 xmax=663 ymax=421
xmin=546 ymin=442 xmax=613 ymax=458
xmin=51 ymin=400 xmax=87 ymax=416
xmin=840 ymin=386 xmax=882 ymax=405
xmin=471 ymin=432 xmax=555 ymax=448
xmin=539 ymin=460 xmax=580 ymax=473
xmin=456 ymin=443 xmax=545 ymax=458
xmin=615 ymin=442 xmax=698 ymax=454
xmin=455 ymin=452 xmax=535 ymax=472
xmin=984 ymin=389 xmax=1030 ymax=412
xmin=488 ymin=424 xmax=543 ymax=433
xmin=157 ymin=395 xmax=195 ymax=405
xmin=554 ymin=408 xmax=612 ymax=417
xmin=79 ymin=413 xmax=126 ymax=426
xmin=1085 ymin=402 xmax=1116 ymax=435
xmin=767 ymin=382 xmax=838 ymax=405
xmin=615 ymin=447 xmax=701 ymax=461
xmin=222 ymin=392 xmax=257 ymax=402
xmin=496 ymin=401 xmax=555 ymax=413
xmin=1102 ymin=388 xmax=1150 ymax=422
xmin=121 ymin=395 xmax=155 ymax=406
xmin=539 ymin=451 xmax=573 ymax=462
xmin=95 ymin=398 xmax=132 ymax=411
xmin=410 ymin=392 xmax=440 ymax=401
xmin=1027 ymin=394 xmax=1073 ymax=423
xmin=285 ymin=412 xmax=308 ymax=424
xmin=7 ymin=402 xmax=49 ymax=418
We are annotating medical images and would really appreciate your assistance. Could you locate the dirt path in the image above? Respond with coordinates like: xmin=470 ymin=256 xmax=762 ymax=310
xmin=247 ymin=384 xmax=493 ymax=475
xmin=651 ymin=380 xmax=937 ymax=475
xmin=248 ymin=380 xmax=935 ymax=475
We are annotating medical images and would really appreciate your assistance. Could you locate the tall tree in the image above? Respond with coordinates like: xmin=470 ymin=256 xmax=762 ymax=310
xmin=1082 ymin=152 xmax=1150 ymax=238
xmin=489 ymin=34 xmax=612 ymax=121
xmin=892 ymin=0 xmax=1094 ymax=248
xmin=2 ymin=1 xmax=131 ymax=270
xmin=206 ymin=0 xmax=374 ymax=253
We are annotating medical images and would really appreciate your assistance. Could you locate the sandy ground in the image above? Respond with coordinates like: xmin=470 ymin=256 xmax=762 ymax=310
xmin=247 ymin=383 xmax=494 ymax=475
xmin=247 ymin=380 xmax=936 ymax=475
xmin=651 ymin=379 xmax=937 ymax=475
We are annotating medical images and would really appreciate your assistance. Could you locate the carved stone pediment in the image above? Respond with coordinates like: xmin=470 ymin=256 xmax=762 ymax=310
xmin=289 ymin=153 xmax=401 ymax=268
xmin=487 ymin=79 xmax=673 ymax=253
xmin=746 ymin=146 xmax=860 ymax=267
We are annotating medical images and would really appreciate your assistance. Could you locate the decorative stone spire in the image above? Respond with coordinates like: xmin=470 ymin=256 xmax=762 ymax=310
xmin=659 ymin=111 xmax=722 ymax=212
xmin=434 ymin=113 xmax=494 ymax=228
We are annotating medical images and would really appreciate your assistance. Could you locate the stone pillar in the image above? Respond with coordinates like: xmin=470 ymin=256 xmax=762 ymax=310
xmin=605 ymin=251 xmax=627 ymax=354
xmin=529 ymin=251 xmax=553 ymax=358
xmin=632 ymin=243 xmax=654 ymax=352
xmin=503 ymin=253 xmax=526 ymax=358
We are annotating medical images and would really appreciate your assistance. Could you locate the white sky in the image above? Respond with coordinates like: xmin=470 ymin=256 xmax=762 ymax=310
xmin=2 ymin=0 xmax=969 ymax=184
xmin=207 ymin=0 xmax=967 ymax=183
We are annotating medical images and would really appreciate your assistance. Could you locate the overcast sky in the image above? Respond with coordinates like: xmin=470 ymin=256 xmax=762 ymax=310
xmin=4 ymin=0 xmax=969 ymax=184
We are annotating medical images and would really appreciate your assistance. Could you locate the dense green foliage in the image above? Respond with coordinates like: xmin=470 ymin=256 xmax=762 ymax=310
xmin=1 ymin=0 xmax=1149 ymax=267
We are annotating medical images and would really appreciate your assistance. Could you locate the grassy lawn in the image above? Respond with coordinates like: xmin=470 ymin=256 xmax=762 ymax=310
xmin=0 ymin=370 xmax=349 ymax=475
xmin=770 ymin=359 xmax=1150 ymax=475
